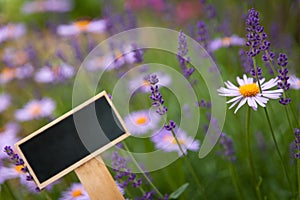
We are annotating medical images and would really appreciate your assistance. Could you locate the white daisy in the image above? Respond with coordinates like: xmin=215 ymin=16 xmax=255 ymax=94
xmin=128 ymin=72 xmax=171 ymax=93
xmin=34 ymin=63 xmax=75 ymax=83
xmin=85 ymin=45 xmax=142 ymax=72
xmin=288 ymin=75 xmax=300 ymax=90
xmin=124 ymin=110 xmax=161 ymax=136
xmin=59 ymin=183 xmax=89 ymax=200
xmin=22 ymin=0 xmax=72 ymax=14
xmin=0 ymin=23 xmax=26 ymax=44
xmin=218 ymin=74 xmax=283 ymax=113
xmin=57 ymin=19 xmax=106 ymax=36
xmin=15 ymin=98 xmax=56 ymax=121
xmin=208 ymin=35 xmax=245 ymax=52
xmin=151 ymin=128 xmax=200 ymax=156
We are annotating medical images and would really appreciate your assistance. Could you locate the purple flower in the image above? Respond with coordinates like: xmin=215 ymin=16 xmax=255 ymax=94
xmin=197 ymin=21 xmax=208 ymax=50
xmin=0 ymin=123 xmax=20 ymax=161
xmin=14 ymin=98 xmax=56 ymax=121
xmin=245 ymin=8 xmax=270 ymax=57
xmin=208 ymin=35 xmax=245 ymax=52
xmin=111 ymin=151 xmax=145 ymax=197
xmin=22 ymin=0 xmax=73 ymax=14
xmin=219 ymin=133 xmax=236 ymax=162
xmin=0 ymin=93 xmax=11 ymax=113
xmin=294 ymin=128 xmax=300 ymax=159
xmin=34 ymin=63 xmax=75 ymax=83
xmin=151 ymin=128 xmax=200 ymax=156
xmin=59 ymin=183 xmax=89 ymax=200
xmin=277 ymin=53 xmax=291 ymax=105
xmin=3 ymin=146 xmax=40 ymax=192
xmin=128 ymin=72 xmax=171 ymax=94
xmin=0 ymin=23 xmax=26 ymax=44
xmin=288 ymin=75 xmax=300 ymax=90
xmin=124 ymin=110 xmax=161 ymax=136
xmin=147 ymin=74 xmax=168 ymax=116
xmin=177 ymin=30 xmax=194 ymax=78
xmin=57 ymin=19 xmax=106 ymax=36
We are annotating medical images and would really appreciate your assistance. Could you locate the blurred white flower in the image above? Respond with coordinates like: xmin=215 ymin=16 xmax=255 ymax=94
xmin=15 ymin=98 xmax=56 ymax=121
xmin=208 ymin=35 xmax=245 ymax=52
xmin=57 ymin=19 xmax=106 ymax=36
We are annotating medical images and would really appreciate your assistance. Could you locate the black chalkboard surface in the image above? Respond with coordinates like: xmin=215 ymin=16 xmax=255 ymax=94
xmin=15 ymin=91 xmax=130 ymax=189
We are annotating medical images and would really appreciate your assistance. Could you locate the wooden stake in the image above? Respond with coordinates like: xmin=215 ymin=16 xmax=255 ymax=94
xmin=75 ymin=157 xmax=124 ymax=200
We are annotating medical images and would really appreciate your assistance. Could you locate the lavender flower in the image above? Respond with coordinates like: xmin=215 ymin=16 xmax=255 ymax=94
xmin=4 ymin=146 xmax=40 ymax=192
xmin=277 ymin=53 xmax=291 ymax=105
xmin=197 ymin=21 xmax=208 ymax=50
xmin=239 ymin=49 xmax=253 ymax=73
xmin=147 ymin=74 xmax=168 ymax=116
xmin=245 ymin=8 xmax=270 ymax=57
xmin=294 ymin=128 xmax=300 ymax=159
xmin=177 ymin=30 xmax=194 ymax=78
xmin=250 ymin=66 xmax=263 ymax=80
xmin=22 ymin=0 xmax=72 ymax=14
xmin=219 ymin=133 xmax=236 ymax=162
xmin=112 ymin=151 xmax=158 ymax=198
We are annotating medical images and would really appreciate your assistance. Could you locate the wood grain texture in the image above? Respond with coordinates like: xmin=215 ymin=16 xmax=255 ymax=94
xmin=75 ymin=157 xmax=124 ymax=200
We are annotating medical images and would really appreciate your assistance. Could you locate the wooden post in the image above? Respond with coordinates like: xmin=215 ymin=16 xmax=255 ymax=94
xmin=75 ymin=157 xmax=124 ymax=200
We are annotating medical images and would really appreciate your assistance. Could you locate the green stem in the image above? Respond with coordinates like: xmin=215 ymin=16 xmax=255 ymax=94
xmin=284 ymin=104 xmax=294 ymax=133
xmin=122 ymin=141 xmax=163 ymax=198
xmin=170 ymin=129 xmax=207 ymax=200
xmin=229 ymin=162 xmax=244 ymax=200
xmin=264 ymin=107 xmax=293 ymax=193
xmin=4 ymin=182 xmax=18 ymax=200
xmin=246 ymin=107 xmax=262 ymax=200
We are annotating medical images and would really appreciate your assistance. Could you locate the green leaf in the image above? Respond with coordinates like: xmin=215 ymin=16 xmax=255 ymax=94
xmin=169 ymin=183 xmax=189 ymax=199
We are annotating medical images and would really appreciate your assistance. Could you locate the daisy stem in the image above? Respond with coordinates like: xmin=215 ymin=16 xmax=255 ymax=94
xmin=228 ymin=162 xmax=244 ymax=200
xmin=246 ymin=107 xmax=262 ymax=200
xmin=264 ymin=107 xmax=293 ymax=193
xmin=170 ymin=129 xmax=207 ymax=199
xmin=122 ymin=141 xmax=163 ymax=198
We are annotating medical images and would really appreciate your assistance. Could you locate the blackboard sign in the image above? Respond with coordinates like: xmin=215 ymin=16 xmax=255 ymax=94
xmin=15 ymin=91 xmax=130 ymax=189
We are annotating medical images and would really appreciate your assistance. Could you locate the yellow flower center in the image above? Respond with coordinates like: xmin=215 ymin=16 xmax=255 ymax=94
xmin=297 ymin=81 xmax=300 ymax=85
xmin=74 ymin=20 xmax=90 ymax=30
xmin=115 ymin=51 xmax=123 ymax=60
xmin=29 ymin=104 xmax=42 ymax=116
xmin=135 ymin=116 xmax=148 ymax=125
xmin=239 ymin=83 xmax=259 ymax=97
xmin=2 ymin=67 xmax=15 ymax=79
xmin=143 ymin=80 xmax=150 ymax=86
xmin=52 ymin=65 xmax=61 ymax=75
xmin=222 ymin=37 xmax=232 ymax=46
xmin=72 ymin=189 xmax=83 ymax=197
xmin=163 ymin=135 xmax=185 ymax=145
xmin=15 ymin=165 xmax=24 ymax=173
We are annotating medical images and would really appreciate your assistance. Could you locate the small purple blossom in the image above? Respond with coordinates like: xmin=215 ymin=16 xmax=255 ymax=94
xmin=147 ymin=74 xmax=168 ymax=115
xmin=294 ymin=128 xmax=300 ymax=159
xmin=219 ymin=133 xmax=236 ymax=162
xmin=197 ymin=21 xmax=208 ymax=50
xmin=250 ymin=66 xmax=263 ymax=80
xmin=245 ymin=8 xmax=270 ymax=57
xmin=3 ymin=146 xmax=40 ymax=192
xmin=277 ymin=53 xmax=290 ymax=105
xmin=164 ymin=120 xmax=176 ymax=131
xmin=177 ymin=30 xmax=194 ymax=78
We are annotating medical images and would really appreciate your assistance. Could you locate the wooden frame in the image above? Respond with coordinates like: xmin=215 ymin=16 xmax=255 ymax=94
xmin=15 ymin=91 xmax=130 ymax=189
